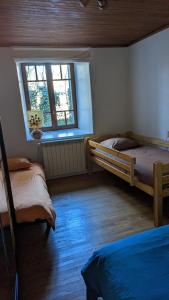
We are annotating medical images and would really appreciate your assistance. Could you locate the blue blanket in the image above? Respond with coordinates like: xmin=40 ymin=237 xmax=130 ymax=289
xmin=82 ymin=225 xmax=169 ymax=300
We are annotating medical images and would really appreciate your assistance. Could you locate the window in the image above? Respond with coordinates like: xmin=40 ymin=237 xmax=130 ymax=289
xmin=21 ymin=63 xmax=78 ymax=131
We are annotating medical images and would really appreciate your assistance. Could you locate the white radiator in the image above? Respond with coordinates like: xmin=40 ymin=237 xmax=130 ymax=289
xmin=42 ymin=139 xmax=87 ymax=179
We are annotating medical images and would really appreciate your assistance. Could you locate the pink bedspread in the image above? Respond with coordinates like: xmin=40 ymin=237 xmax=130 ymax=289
xmin=0 ymin=163 xmax=56 ymax=228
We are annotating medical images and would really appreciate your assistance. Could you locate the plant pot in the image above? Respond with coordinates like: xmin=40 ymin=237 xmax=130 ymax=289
xmin=31 ymin=129 xmax=43 ymax=140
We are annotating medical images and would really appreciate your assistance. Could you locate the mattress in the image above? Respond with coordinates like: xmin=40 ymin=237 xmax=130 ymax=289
xmin=0 ymin=163 xmax=56 ymax=228
xmin=124 ymin=146 xmax=169 ymax=186
xmin=82 ymin=225 xmax=169 ymax=300
xmin=96 ymin=145 xmax=169 ymax=186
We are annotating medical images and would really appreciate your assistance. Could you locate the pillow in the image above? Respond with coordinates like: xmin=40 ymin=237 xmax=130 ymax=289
xmin=100 ymin=137 xmax=139 ymax=151
xmin=7 ymin=157 xmax=32 ymax=171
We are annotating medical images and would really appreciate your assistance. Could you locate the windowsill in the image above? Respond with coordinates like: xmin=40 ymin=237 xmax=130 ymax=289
xmin=26 ymin=128 xmax=93 ymax=142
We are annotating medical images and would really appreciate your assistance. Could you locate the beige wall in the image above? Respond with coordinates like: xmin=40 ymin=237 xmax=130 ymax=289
xmin=0 ymin=47 xmax=129 ymax=160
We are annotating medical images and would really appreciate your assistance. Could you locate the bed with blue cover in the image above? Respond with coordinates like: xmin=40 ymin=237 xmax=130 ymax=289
xmin=81 ymin=225 xmax=169 ymax=300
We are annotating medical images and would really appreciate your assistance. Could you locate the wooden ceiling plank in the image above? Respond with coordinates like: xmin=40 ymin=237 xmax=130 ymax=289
xmin=0 ymin=0 xmax=169 ymax=47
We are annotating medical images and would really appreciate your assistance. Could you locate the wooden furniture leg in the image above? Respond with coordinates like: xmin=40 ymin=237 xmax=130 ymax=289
xmin=85 ymin=137 xmax=93 ymax=176
xmin=86 ymin=287 xmax=98 ymax=300
xmin=130 ymin=157 xmax=136 ymax=186
xmin=153 ymin=162 xmax=163 ymax=227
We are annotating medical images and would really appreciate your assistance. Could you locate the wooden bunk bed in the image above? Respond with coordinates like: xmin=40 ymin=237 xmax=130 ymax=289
xmin=85 ymin=132 xmax=169 ymax=227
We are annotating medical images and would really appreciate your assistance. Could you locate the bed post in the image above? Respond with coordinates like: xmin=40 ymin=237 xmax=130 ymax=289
xmin=130 ymin=157 xmax=136 ymax=186
xmin=85 ymin=137 xmax=93 ymax=175
xmin=153 ymin=162 xmax=163 ymax=227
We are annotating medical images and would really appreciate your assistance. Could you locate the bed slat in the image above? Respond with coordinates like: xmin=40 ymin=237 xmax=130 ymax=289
xmin=89 ymin=140 xmax=135 ymax=163
xmin=134 ymin=179 xmax=154 ymax=196
xmin=161 ymin=163 xmax=169 ymax=173
xmin=91 ymin=156 xmax=131 ymax=183
xmin=163 ymin=188 xmax=169 ymax=197
xmin=128 ymin=132 xmax=169 ymax=148
xmin=90 ymin=149 xmax=130 ymax=172
xmin=162 ymin=175 xmax=169 ymax=184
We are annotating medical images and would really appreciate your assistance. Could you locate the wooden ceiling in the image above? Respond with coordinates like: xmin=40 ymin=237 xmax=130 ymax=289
xmin=1 ymin=0 xmax=169 ymax=47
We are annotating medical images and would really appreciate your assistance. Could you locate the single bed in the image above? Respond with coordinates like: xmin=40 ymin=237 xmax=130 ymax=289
xmin=82 ymin=225 xmax=169 ymax=300
xmin=124 ymin=145 xmax=169 ymax=186
xmin=0 ymin=163 xmax=56 ymax=229
xmin=86 ymin=132 xmax=169 ymax=227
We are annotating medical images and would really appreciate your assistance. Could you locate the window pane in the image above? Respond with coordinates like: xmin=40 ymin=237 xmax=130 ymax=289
xmin=66 ymin=111 xmax=75 ymax=125
xmin=56 ymin=112 xmax=66 ymax=126
xmin=61 ymin=65 xmax=70 ymax=79
xmin=28 ymin=82 xmax=51 ymax=112
xmin=53 ymin=80 xmax=73 ymax=111
xmin=51 ymin=65 xmax=61 ymax=80
xmin=43 ymin=113 xmax=52 ymax=127
xmin=26 ymin=66 xmax=36 ymax=81
xmin=36 ymin=65 xmax=46 ymax=80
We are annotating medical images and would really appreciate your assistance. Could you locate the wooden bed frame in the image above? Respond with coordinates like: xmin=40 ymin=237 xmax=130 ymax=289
xmin=85 ymin=132 xmax=169 ymax=227
xmin=0 ymin=118 xmax=20 ymax=299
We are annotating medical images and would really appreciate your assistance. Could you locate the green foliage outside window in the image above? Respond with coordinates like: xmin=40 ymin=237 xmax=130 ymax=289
xmin=29 ymin=83 xmax=74 ymax=127
xmin=25 ymin=64 xmax=76 ymax=129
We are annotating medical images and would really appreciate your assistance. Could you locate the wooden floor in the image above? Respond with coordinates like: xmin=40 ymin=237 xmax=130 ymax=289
xmin=2 ymin=171 xmax=169 ymax=299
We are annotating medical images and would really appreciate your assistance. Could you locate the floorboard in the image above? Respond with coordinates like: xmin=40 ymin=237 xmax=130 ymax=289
xmin=1 ymin=171 xmax=169 ymax=299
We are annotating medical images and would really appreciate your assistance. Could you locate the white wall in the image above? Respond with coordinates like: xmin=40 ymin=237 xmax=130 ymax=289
xmin=91 ymin=48 xmax=129 ymax=135
xmin=74 ymin=62 xmax=93 ymax=132
xmin=0 ymin=48 xmax=37 ymax=160
xmin=1 ymin=34 xmax=168 ymax=162
xmin=129 ymin=28 xmax=169 ymax=139
xmin=0 ymin=47 xmax=129 ymax=160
